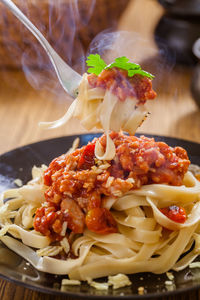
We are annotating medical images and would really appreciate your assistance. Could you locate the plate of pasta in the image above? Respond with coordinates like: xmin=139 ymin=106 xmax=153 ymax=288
xmin=0 ymin=133 xmax=200 ymax=299
xmin=1 ymin=55 xmax=200 ymax=298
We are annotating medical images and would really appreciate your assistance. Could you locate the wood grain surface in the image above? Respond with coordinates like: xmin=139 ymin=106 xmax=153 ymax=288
xmin=0 ymin=0 xmax=200 ymax=299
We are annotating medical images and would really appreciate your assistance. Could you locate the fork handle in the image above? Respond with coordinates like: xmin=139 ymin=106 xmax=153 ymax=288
xmin=0 ymin=0 xmax=82 ymax=97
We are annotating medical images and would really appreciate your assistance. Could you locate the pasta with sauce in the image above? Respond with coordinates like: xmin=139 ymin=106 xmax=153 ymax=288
xmin=1 ymin=132 xmax=200 ymax=280
xmin=39 ymin=57 xmax=156 ymax=160
xmin=1 ymin=56 xmax=200 ymax=282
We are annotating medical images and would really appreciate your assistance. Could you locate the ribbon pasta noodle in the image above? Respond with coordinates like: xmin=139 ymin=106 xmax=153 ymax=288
xmin=39 ymin=70 xmax=154 ymax=160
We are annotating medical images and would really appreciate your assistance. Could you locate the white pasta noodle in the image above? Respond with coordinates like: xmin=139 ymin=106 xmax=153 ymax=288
xmin=39 ymin=74 xmax=149 ymax=160
xmin=0 ymin=165 xmax=200 ymax=280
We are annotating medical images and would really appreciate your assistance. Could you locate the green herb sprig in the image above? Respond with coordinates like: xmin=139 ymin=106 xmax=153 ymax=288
xmin=86 ymin=54 xmax=154 ymax=79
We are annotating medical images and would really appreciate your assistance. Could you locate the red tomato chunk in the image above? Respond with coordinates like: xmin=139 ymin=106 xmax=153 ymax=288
xmin=34 ymin=132 xmax=190 ymax=241
xmin=160 ymin=205 xmax=187 ymax=223
xmin=77 ymin=143 xmax=95 ymax=170
xmin=85 ymin=208 xmax=118 ymax=234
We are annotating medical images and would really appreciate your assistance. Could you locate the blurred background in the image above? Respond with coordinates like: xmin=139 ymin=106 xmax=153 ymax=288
xmin=0 ymin=0 xmax=200 ymax=154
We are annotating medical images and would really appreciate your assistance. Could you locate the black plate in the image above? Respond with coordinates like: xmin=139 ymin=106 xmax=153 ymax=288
xmin=1 ymin=133 xmax=200 ymax=299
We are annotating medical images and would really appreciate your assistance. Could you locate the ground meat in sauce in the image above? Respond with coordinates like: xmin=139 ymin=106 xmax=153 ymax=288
xmin=87 ymin=67 xmax=157 ymax=102
xmin=34 ymin=132 xmax=190 ymax=241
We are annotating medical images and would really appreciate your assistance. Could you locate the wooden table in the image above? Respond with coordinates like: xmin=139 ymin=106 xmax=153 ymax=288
xmin=0 ymin=0 xmax=200 ymax=299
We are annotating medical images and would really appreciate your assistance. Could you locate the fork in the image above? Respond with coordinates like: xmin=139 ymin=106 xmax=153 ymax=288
xmin=0 ymin=0 xmax=82 ymax=98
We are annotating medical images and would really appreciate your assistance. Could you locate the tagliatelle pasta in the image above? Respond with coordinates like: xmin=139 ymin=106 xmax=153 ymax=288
xmin=1 ymin=56 xmax=200 ymax=284
xmin=39 ymin=65 xmax=156 ymax=161
xmin=1 ymin=164 xmax=200 ymax=279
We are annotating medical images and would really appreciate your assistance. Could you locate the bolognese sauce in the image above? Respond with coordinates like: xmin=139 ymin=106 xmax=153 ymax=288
xmin=87 ymin=67 xmax=157 ymax=102
xmin=34 ymin=132 xmax=190 ymax=241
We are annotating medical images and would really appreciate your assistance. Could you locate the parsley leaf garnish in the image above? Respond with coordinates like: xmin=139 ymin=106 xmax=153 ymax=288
xmin=86 ymin=54 xmax=154 ymax=79
xmin=86 ymin=54 xmax=107 ymax=76
xmin=106 ymin=56 xmax=140 ymax=74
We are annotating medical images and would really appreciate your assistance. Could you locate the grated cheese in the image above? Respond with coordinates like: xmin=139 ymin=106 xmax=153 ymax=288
xmin=60 ymin=237 xmax=70 ymax=254
xmin=189 ymin=262 xmax=200 ymax=268
xmin=165 ymin=280 xmax=173 ymax=286
xmin=14 ymin=179 xmax=23 ymax=187
xmin=37 ymin=245 xmax=63 ymax=257
xmin=60 ymin=222 xmax=68 ymax=237
xmin=166 ymin=272 xmax=174 ymax=281
xmin=87 ymin=279 xmax=109 ymax=290
xmin=108 ymin=274 xmax=132 ymax=289
xmin=61 ymin=279 xmax=81 ymax=286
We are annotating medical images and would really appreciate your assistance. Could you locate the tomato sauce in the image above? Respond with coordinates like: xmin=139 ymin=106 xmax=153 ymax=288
xmin=34 ymin=132 xmax=190 ymax=241
xmin=85 ymin=208 xmax=118 ymax=234
xmin=160 ymin=205 xmax=187 ymax=223
xmin=87 ymin=67 xmax=157 ymax=102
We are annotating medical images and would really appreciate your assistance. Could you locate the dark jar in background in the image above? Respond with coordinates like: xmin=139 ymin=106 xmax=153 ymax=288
xmin=155 ymin=0 xmax=200 ymax=66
